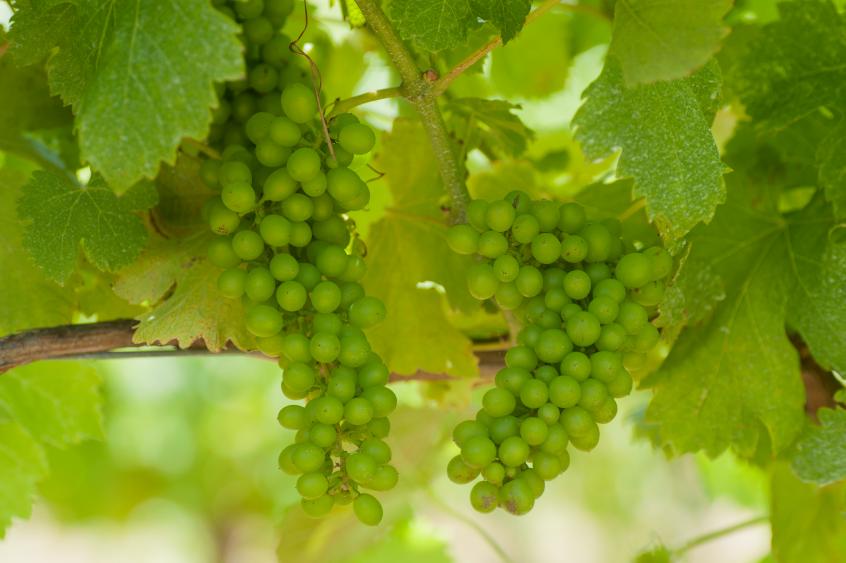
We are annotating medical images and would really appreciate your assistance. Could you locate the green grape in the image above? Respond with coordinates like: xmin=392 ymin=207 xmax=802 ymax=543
xmin=313 ymin=216 xmax=351 ymax=246
xmin=206 ymin=236 xmax=241 ymax=268
xmin=222 ymin=182 xmax=256 ymax=213
xmin=313 ymin=244 xmax=346 ymax=277
xmin=633 ymin=322 xmax=660 ymax=352
xmin=301 ymin=495 xmax=334 ymax=518
xmin=278 ymin=404 xmax=308 ymax=431
xmin=361 ymin=386 xmax=397 ymax=417
xmin=596 ymin=323 xmax=627 ymax=351
xmin=281 ymin=193 xmax=313 ymax=222
xmin=218 ymin=268 xmax=247 ymax=299
xmin=326 ymin=167 xmax=364 ymax=203
xmin=482 ymin=462 xmax=506 ymax=485
xmin=477 ymin=230 xmax=509 ymax=259
xmin=590 ymin=351 xmax=622 ymax=383
xmin=280 ymin=334 xmax=312 ymax=363
xmin=560 ymin=351 xmax=591 ymax=381
xmin=615 ymin=252 xmax=652 ymax=289
xmin=278 ymin=445 xmax=300 ymax=474
xmin=561 ymin=406 xmax=593 ymax=437
xmin=329 ymin=113 xmax=359 ymax=136
xmin=488 ymin=416 xmax=520 ymax=444
xmin=566 ymin=311 xmax=601 ymax=347
xmin=531 ymin=200 xmax=561 ymax=232
xmin=580 ymin=223 xmax=613 ymax=262
xmin=269 ymin=116 xmax=302 ymax=147
xmin=255 ymin=140 xmax=289 ymax=167
xmin=338 ymin=334 xmax=371 ymax=367
xmin=276 ymin=280 xmax=307 ymax=311
xmin=498 ymin=436 xmax=530 ymax=467
xmin=287 ymin=147 xmax=321 ymax=182
xmin=617 ymin=300 xmax=648 ymax=334
xmin=446 ymin=224 xmax=480 ymax=255
xmin=245 ymin=112 xmax=274 ymax=143
xmin=495 ymin=282 xmax=524 ymax=310
xmin=259 ymin=215 xmax=291 ymax=246
xmin=262 ymin=33 xmax=292 ymax=67
xmin=347 ymin=452 xmax=377 ymax=483
xmin=358 ymin=361 xmax=389 ymax=388
xmin=558 ymin=202 xmax=586 ymax=233
xmin=200 ymin=158 xmax=221 ymax=188
xmin=219 ymin=160 xmax=251 ymax=186
xmin=349 ymin=296 xmax=387 ymax=328
xmin=232 ymin=230 xmax=265 ymax=261
xmin=364 ymin=464 xmax=398 ymax=491
xmin=548 ymin=376 xmax=581 ymax=408
xmin=297 ymin=472 xmax=329 ymax=499
xmin=339 ymin=282 xmax=366 ymax=308
xmin=606 ymin=368 xmax=633 ymax=398
xmin=309 ymin=423 xmax=337 ymax=448
xmin=245 ymin=304 xmax=283 ymax=337
xmin=593 ymin=278 xmax=627 ymax=303
xmin=453 ymin=420 xmax=489 ymax=447
xmin=542 ymin=268 xmax=565 ymax=291
xmin=491 ymin=254 xmax=519 ymax=283
xmin=353 ymin=494 xmax=383 ymax=526
xmin=520 ymin=417 xmax=549 ymax=446
xmin=532 ymin=451 xmax=562 ymax=480
xmin=295 ymin=262 xmax=321 ymax=290
xmin=585 ymin=262 xmax=611 ymax=284
xmin=534 ymin=366 xmax=558 ymax=385
xmin=531 ymin=233 xmax=562 ymax=264
xmin=293 ymin=443 xmax=326 ymax=473
xmin=570 ymin=422 xmax=600 ymax=451
xmin=535 ymin=329 xmax=573 ymax=364
xmin=283 ymin=362 xmax=315 ymax=392
xmin=537 ymin=310 xmax=560 ymax=329
xmin=499 ymin=478 xmax=534 ymax=515
xmin=631 ymin=280 xmax=665 ymax=307
xmin=485 ymin=199 xmax=516 ymax=232
xmin=310 ymin=332 xmax=340 ymax=363
xmin=327 ymin=367 xmax=356 ymax=403
xmin=281 ymin=83 xmax=317 ymax=123
xmin=461 ymin=435 xmax=497 ymax=468
xmin=483 ymin=387 xmax=516 ymax=417
xmin=560 ymin=234 xmax=588 ymax=263
xmin=310 ymin=280 xmax=342 ymax=313
xmin=537 ymin=403 xmax=560 ymax=425
xmin=447 ymin=455 xmax=480 ymax=484
xmin=561 ymin=303 xmax=582 ymax=321
xmin=515 ymin=266 xmax=543 ymax=298
xmin=325 ymin=145 xmax=354 ymax=169
xmin=578 ymin=379 xmax=608 ymax=410
xmin=511 ymin=214 xmax=540 ymax=244
xmin=588 ymin=296 xmax=619 ymax=324
xmin=311 ymin=396 xmax=345 ymax=425
xmin=344 ymin=397 xmax=375 ymax=425
xmin=360 ymin=438 xmax=391 ymax=464
xmin=269 ymin=253 xmax=299 ymax=281
xmin=245 ymin=267 xmax=276 ymax=302
xmin=235 ymin=0 xmax=263 ymax=18
xmin=467 ymin=263 xmax=498 ymax=300
xmin=289 ymin=221 xmax=313 ymax=247
xmin=505 ymin=346 xmax=538 ymax=371
xmin=563 ymin=270 xmax=591 ymax=300
xmin=495 ymin=367 xmax=531 ymax=394
xmin=263 ymin=168 xmax=298 ymax=201
xmin=470 ymin=481 xmax=499 ymax=513
xmin=467 ymin=199 xmax=489 ymax=231
xmin=644 ymin=246 xmax=673 ymax=280
xmin=248 ymin=60 xmax=278 ymax=91
xmin=339 ymin=123 xmax=376 ymax=154
xmin=504 ymin=190 xmax=532 ymax=213
xmin=517 ymin=325 xmax=543 ymax=348
xmin=592 ymin=397 xmax=618 ymax=424
xmin=540 ymin=423 xmax=569 ymax=454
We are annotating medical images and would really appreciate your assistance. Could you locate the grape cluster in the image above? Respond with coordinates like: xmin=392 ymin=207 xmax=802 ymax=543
xmin=201 ymin=0 xmax=396 ymax=526
xmin=446 ymin=192 xmax=671 ymax=515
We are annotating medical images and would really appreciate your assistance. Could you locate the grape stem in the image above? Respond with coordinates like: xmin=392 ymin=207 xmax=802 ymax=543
xmin=326 ymin=86 xmax=404 ymax=117
xmin=669 ymin=515 xmax=769 ymax=557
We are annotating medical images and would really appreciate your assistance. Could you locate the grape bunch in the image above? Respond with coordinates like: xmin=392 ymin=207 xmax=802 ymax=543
xmin=446 ymin=192 xmax=672 ymax=515
xmin=201 ymin=0 xmax=397 ymax=526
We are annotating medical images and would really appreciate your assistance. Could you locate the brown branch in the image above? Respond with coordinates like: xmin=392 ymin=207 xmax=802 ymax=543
xmin=0 ymin=320 xmax=503 ymax=384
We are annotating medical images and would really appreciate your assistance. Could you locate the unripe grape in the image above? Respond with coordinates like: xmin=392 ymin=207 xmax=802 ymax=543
xmin=345 ymin=397 xmax=375 ymax=425
xmin=353 ymin=494 xmax=383 ymax=526
xmin=485 ymin=199 xmax=516 ymax=232
xmin=549 ymin=376 xmax=581 ymax=408
xmin=218 ymin=268 xmax=247 ymax=299
xmin=478 ymin=230 xmax=509 ymax=258
xmin=281 ymin=83 xmax=317 ymax=123
xmin=493 ymin=254 xmax=521 ymax=283
xmin=467 ymin=263 xmax=498 ymax=300
xmin=483 ymin=387 xmax=516 ymax=417
xmin=259 ymin=214 xmax=292 ymax=246
xmin=615 ymin=252 xmax=652 ymax=289
xmin=498 ymin=436 xmax=530 ymax=467
xmin=511 ymin=214 xmax=540 ymax=243
xmin=499 ymin=477 xmax=534 ymax=515
xmin=301 ymin=495 xmax=334 ymax=518
xmin=339 ymin=123 xmax=376 ymax=154
xmin=232 ymin=230 xmax=265 ymax=261
xmin=462 ymin=435 xmax=497 ymax=468
xmin=531 ymin=233 xmax=561 ymax=264
xmin=245 ymin=304 xmax=283 ymax=337
xmin=471 ymin=481 xmax=499 ymax=513
xmin=558 ymin=202 xmax=586 ymax=233
xmin=287 ymin=147 xmax=321 ymax=182
xmin=563 ymin=270 xmax=591 ymax=300
xmin=466 ymin=199 xmax=489 ymax=231
xmin=448 ymin=454 xmax=480 ymax=484
xmin=447 ymin=224 xmax=480 ymax=255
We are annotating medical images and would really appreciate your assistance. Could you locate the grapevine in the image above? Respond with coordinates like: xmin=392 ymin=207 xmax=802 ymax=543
xmin=446 ymin=192 xmax=672 ymax=514
xmin=202 ymin=0 xmax=396 ymax=525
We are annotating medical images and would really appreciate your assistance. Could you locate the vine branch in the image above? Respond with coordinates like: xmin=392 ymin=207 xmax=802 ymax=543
xmin=327 ymin=86 xmax=403 ymax=117
xmin=0 ymin=321 xmax=503 ymax=384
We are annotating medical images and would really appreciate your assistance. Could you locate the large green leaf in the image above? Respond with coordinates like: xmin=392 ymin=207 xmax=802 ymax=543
xmin=363 ymin=119 xmax=477 ymax=377
xmin=791 ymin=408 xmax=846 ymax=485
xmin=610 ymin=0 xmax=732 ymax=85
xmin=573 ymin=58 xmax=725 ymax=241
xmin=17 ymin=170 xmax=158 ymax=284
xmin=770 ymin=464 xmax=846 ymax=563
xmin=9 ymin=0 xmax=243 ymax=192
xmin=0 ymin=421 xmax=47 ymax=538
xmin=0 ymin=166 xmax=76 ymax=335
xmin=646 ymin=184 xmax=844 ymax=459
xmin=444 ymin=97 xmax=534 ymax=159
xmin=117 ymin=235 xmax=256 ymax=352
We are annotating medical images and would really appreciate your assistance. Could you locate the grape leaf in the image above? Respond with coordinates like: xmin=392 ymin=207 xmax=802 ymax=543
xmin=9 ymin=0 xmax=243 ymax=192
xmin=792 ymin=409 xmax=846 ymax=486
xmin=734 ymin=0 xmax=846 ymax=132
xmin=573 ymin=58 xmax=725 ymax=241
xmin=817 ymin=121 xmax=846 ymax=217
xmin=17 ymin=170 xmax=158 ymax=284
xmin=0 ymin=361 xmax=103 ymax=448
xmin=152 ymin=154 xmax=217 ymax=238
xmin=118 ymin=235 xmax=256 ymax=352
xmin=0 ymin=421 xmax=47 ymax=538
xmin=444 ymin=97 xmax=534 ymax=159
xmin=390 ymin=0 xmax=529 ymax=52
xmin=490 ymin=11 xmax=571 ymax=98
xmin=645 ymin=182 xmax=844 ymax=459
xmin=609 ymin=0 xmax=732 ymax=85
xmin=770 ymin=464 xmax=846 ymax=563
xmin=363 ymin=119 xmax=477 ymax=377
xmin=0 ymin=166 xmax=75 ymax=335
